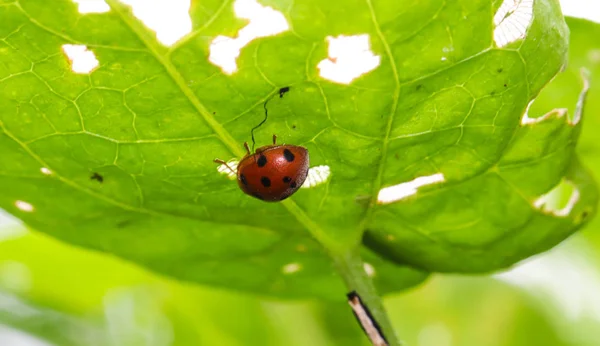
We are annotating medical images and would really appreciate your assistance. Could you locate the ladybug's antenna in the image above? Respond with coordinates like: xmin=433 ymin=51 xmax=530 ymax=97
xmin=251 ymin=86 xmax=290 ymax=152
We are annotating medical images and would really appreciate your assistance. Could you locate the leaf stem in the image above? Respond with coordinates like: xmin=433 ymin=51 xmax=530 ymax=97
xmin=332 ymin=249 xmax=401 ymax=346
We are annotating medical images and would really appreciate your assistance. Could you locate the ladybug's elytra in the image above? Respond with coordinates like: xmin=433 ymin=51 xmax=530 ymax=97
xmin=215 ymin=135 xmax=309 ymax=202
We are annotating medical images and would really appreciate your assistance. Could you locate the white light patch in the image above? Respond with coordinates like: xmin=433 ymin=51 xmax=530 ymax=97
xmin=216 ymin=159 xmax=238 ymax=179
xmin=209 ymin=0 xmax=289 ymax=74
xmin=560 ymin=0 xmax=600 ymax=24
xmin=533 ymin=180 xmax=579 ymax=217
xmin=0 ymin=209 xmax=25 ymax=242
xmin=495 ymin=239 xmax=600 ymax=326
xmin=493 ymin=0 xmax=533 ymax=48
xmin=0 ymin=325 xmax=53 ymax=346
xmin=120 ymin=0 xmax=191 ymax=46
xmin=0 ymin=261 xmax=31 ymax=293
xmin=62 ymin=44 xmax=99 ymax=74
xmin=14 ymin=201 xmax=34 ymax=213
xmin=301 ymin=165 xmax=331 ymax=189
xmin=377 ymin=173 xmax=445 ymax=205
xmin=103 ymin=288 xmax=174 ymax=346
xmin=317 ymin=35 xmax=381 ymax=84
xmin=282 ymin=262 xmax=301 ymax=274
xmin=363 ymin=262 xmax=375 ymax=277
xmin=71 ymin=0 xmax=109 ymax=13
xmin=40 ymin=167 xmax=52 ymax=175
xmin=418 ymin=323 xmax=453 ymax=346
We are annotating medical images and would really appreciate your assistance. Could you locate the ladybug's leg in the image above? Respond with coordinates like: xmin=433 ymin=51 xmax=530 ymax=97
xmin=213 ymin=158 xmax=236 ymax=175
xmin=243 ymin=142 xmax=251 ymax=155
xmin=272 ymin=134 xmax=277 ymax=145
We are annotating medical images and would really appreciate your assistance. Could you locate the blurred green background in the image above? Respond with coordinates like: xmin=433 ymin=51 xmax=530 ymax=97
xmin=1 ymin=11 xmax=600 ymax=346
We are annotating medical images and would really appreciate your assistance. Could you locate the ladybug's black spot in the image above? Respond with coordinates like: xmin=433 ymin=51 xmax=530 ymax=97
xmin=240 ymin=173 xmax=248 ymax=186
xmin=261 ymin=176 xmax=271 ymax=187
xmin=257 ymin=155 xmax=267 ymax=167
xmin=290 ymin=181 xmax=297 ymax=188
xmin=283 ymin=149 xmax=295 ymax=162
xmin=283 ymin=176 xmax=292 ymax=183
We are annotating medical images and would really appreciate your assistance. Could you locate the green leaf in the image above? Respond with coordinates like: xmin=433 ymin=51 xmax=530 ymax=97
xmin=531 ymin=17 xmax=600 ymax=245
xmin=0 ymin=0 xmax=594 ymax=299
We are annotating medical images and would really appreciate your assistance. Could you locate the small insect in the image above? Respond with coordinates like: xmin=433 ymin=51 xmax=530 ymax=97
xmin=90 ymin=172 xmax=104 ymax=183
xmin=215 ymin=135 xmax=309 ymax=202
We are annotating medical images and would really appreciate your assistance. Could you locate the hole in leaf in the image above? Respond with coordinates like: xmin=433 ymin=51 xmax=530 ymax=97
xmin=317 ymin=34 xmax=381 ymax=84
xmin=377 ymin=173 xmax=445 ymax=205
xmin=301 ymin=165 xmax=331 ymax=189
xmin=493 ymin=0 xmax=533 ymax=48
xmin=120 ymin=0 xmax=192 ymax=46
xmin=71 ymin=0 xmax=109 ymax=14
xmin=521 ymin=98 xmax=568 ymax=125
xmin=14 ymin=201 xmax=34 ymax=213
xmin=522 ymin=69 xmax=590 ymax=126
xmin=533 ymin=179 xmax=579 ymax=217
xmin=61 ymin=44 xmax=99 ymax=74
xmin=216 ymin=159 xmax=239 ymax=179
xmin=209 ymin=0 xmax=289 ymax=74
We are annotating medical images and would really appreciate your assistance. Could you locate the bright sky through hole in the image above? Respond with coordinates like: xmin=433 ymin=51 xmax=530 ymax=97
xmin=493 ymin=0 xmax=534 ymax=48
xmin=208 ymin=0 xmax=289 ymax=74
xmin=71 ymin=0 xmax=109 ymax=13
xmin=61 ymin=44 xmax=99 ymax=73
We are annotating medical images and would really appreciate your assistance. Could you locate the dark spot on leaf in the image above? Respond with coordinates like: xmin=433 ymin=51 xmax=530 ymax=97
xmin=283 ymin=149 xmax=295 ymax=162
xmin=490 ymin=91 xmax=496 ymax=96
xmin=292 ymin=124 xmax=297 ymax=129
xmin=91 ymin=172 xmax=103 ymax=183
xmin=257 ymin=155 xmax=267 ymax=167
xmin=117 ymin=220 xmax=131 ymax=228
xmin=394 ymin=153 xmax=399 ymax=160
xmin=504 ymin=83 xmax=507 ymax=87
xmin=497 ymin=68 xmax=503 ymax=73
xmin=213 ymin=112 xmax=216 ymax=114
xmin=416 ymin=84 xmax=423 ymax=91
xmin=240 ymin=174 xmax=248 ymax=186
xmin=581 ymin=211 xmax=589 ymax=219
xmin=279 ymin=86 xmax=290 ymax=97
xmin=283 ymin=176 xmax=292 ymax=183
xmin=290 ymin=181 xmax=297 ymax=188
xmin=261 ymin=176 xmax=271 ymax=187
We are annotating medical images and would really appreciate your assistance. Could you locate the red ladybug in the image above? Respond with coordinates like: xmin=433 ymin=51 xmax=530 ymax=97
xmin=215 ymin=135 xmax=309 ymax=202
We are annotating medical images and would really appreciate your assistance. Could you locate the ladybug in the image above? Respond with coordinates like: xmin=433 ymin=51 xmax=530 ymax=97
xmin=215 ymin=135 xmax=309 ymax=202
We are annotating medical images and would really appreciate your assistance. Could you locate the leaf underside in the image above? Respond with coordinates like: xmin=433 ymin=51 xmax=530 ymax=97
xmin=0 ymin=0 xmax=596 ymax=299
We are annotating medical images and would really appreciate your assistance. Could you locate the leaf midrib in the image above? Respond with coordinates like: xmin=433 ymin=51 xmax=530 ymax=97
xmin=106 ymin=1 xmax=338 ymax=251
xmin=357 ymin=0 xmax=402 ymax=235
